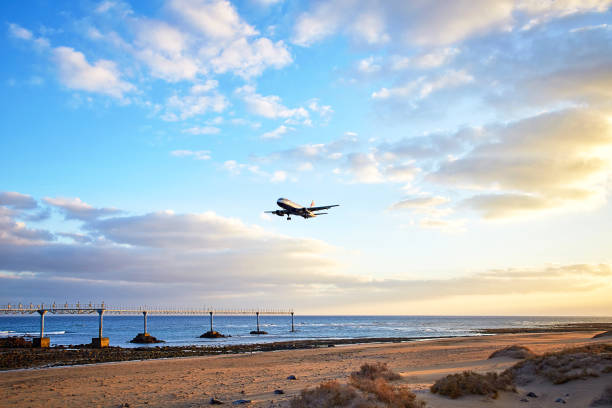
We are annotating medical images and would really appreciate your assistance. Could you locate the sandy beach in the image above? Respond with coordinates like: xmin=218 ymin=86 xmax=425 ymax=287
xmin=1 ymin=331 xmax=610 ymax=407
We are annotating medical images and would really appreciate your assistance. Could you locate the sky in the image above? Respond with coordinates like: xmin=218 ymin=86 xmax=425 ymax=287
xmin=1 ymin=0 xmax=611 ymax=315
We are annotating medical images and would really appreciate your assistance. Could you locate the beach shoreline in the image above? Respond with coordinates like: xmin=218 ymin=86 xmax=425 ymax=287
xmin=1 ymin=330 xmax=610 ymax=407
xmin=1 ymin=322 xmax=611 ymax=371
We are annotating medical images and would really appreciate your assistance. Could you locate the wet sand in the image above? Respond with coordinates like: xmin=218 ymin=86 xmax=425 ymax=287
xmin=1 ymin=331 xmax=610 ymax=407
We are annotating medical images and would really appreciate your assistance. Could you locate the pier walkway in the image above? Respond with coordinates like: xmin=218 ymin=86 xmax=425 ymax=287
xmin=0 ymin=302 xmax=295 ymax=347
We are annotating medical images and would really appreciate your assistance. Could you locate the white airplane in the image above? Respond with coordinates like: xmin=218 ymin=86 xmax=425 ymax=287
xmin=265 ymin=198 xmax=339 ymax=220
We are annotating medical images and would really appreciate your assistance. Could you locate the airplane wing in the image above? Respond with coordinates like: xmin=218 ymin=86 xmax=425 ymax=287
xmin=309 ymin=204 xmax=339 ymax=212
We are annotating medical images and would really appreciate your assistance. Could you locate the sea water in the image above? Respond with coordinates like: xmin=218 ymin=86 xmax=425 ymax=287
xmin=0 ymin=315 xmax=609 ymax=348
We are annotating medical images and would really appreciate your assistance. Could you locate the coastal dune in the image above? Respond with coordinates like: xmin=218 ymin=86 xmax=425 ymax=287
xmin=1 ymin=331 xmax=610 ymax=407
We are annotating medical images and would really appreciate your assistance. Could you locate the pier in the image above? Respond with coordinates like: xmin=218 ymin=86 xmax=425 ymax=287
xmin=0 ymin=303 xmax=295 ymax=347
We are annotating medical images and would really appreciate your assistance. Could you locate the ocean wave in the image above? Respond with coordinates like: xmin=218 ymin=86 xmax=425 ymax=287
xmin=0 ymin=330 xmax=67 ymax=337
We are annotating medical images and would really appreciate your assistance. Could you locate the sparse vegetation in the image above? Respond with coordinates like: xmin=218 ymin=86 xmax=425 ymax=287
xmin=290 ymin=380 xmax=370 ymax=408
xmin=291 ymin=363 xmax=425 ymax=408
xmin=350 ymin=362 xmax=402 ymax=382
xmin=488 ymin=345 xmax=534 ymax=359
xmin=431 ymin=343 xmax=612 ymax=401
xmin=508 ymin=344 xmax=612 ymax=385
xmin=430 ymin=371 xmax=515 ymax=399
xmin=591 ymin=385 xmax=612 ymax=407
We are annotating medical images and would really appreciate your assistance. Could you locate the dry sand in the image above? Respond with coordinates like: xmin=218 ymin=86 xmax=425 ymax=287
xmin=1 ymin=331 xmax=610 ymax=407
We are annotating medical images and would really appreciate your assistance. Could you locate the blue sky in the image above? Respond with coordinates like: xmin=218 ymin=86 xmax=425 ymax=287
xmin=1 ymin=0 xmax=612 ymax=314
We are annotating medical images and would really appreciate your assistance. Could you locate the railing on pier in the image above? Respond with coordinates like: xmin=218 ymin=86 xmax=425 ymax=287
xmin=0 ymin=302 xmax=296 ymax=346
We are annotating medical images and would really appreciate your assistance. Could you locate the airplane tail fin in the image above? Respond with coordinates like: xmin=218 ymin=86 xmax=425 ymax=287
xmin=310 ymin=200 xmax=315 ymax=208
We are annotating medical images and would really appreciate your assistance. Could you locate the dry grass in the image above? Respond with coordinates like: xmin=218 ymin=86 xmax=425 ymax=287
xmin=291 ymin=363 xmax=425 ymax=408
xmin=290 ymin=380 xmax=374 ymax=408
xmin=509 ymin=344 xmax=612 ymax=385
xmin=350 ymin=362 xmax=402 ymax=382
xmin=351 ymin=377 xmax=425 ymax=408
xmin=430 ymin=371 xmax=515 ymax=399
xmin=591 ymin=385 xmax=612 ymax=407
xmin=488 ymin=345 xmax=535 ymax=360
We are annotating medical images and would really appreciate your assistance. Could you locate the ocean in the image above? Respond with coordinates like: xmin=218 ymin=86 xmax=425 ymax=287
xmin=0 ymin=315 xmax=610 ymax=348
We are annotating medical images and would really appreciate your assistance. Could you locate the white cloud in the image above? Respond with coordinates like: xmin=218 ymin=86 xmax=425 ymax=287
xmin=298 ymin=162 xmax=314 ymax=171
xmin=0 ymin=192 xmax=38 ymax=210
xmin=307 ymin=99 xmax=334 ymax=118
xmin=270 ymin=170 xmax=287 ymax=182
xmin=372 ymin=70 xmax=473 ymax=101
xmin=211 ymin=37 xmax=292 ymax=79
xmin=223 ymin=160 xmax=265 ymax=176
xmin=357 ymin=56 xmax=381 ymax=73
xmin=182 ymin=126 xmax=221 ymax=135
xmin=518 ymin=0 xmax=612 ymax=30
xmin=433 ymin=108 xmax=612 ymax=218
xmin=43 ymin=196 xmax=121 ymax=220
xmin=134 ymin=19 xmax=201 ymax=82
xmin=1 ymin=197 xmax=610 ymax=310
xmin=391 ymin=47 xmax=460 ymax=70
xmin=0 ymin=207 xmax=53 ymax=245
xmin=236 ymin=85 xmax=309 ymax=120
xmin=261 ymin=125 xmax=290 ymax=139
xmin=8 ymin=23 xmax=33 ymax=40
xmin=191 ymin=80 xmax=219 ymax=94
xmin=292 ymin=0 xmax=612 ymax=47
xmin=390 ymin=196 xmax=449 ymax=211
xmin=419 ymin=217 xmax=466 ymax=231
xmin=346 ymin=153 xmax=384 ymax=183
xmin=170 ymin=0 xmax=258 ymax=40
xmin=349 ymin=11 xmax=389 ymax=44
xmin=292 ymin=0 xmax=345 ymax=46
xmin=52 ymin=46 xmax=134 ymax=99
xmin=163 ymin=92 xmax=228 ymax=121
xmin=171 ymin=150 xmax=211 ymax=160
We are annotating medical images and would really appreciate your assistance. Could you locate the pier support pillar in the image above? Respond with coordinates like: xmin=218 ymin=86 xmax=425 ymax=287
xmin=209 ymin=311 xmax=213 ymax=333
xmin=143 ymin=311 xmax=148 ymax=335
xmin=291 ymin=312 xmax=294 ymax=332
xmin=34 ymin=309 xmax=50 ymax=348
xmin=250 ymin=311 xmax=267 ymax=335
xmin=92 ymin=308 xmax=109 ymax=348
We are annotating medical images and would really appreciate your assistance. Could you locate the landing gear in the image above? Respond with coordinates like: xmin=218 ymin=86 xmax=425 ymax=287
xmin=287 ymin=216 xmax=291 ymax=221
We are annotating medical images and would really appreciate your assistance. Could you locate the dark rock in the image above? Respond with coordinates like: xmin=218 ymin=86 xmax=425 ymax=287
xmin=249 ymin=330 xmax=268 ymax=335
xmin=555 ymin=398 xmax=566 ymax=404
xmin=200 ymin=331 xmax=227 ymax=338
xmin=287 ymin=375 xmax=297 ymax=380
xmin=274 ymin=389 xmax=284 ymax=394
xmin=527 ymin=392 xmax=538 ymax=398
xmin=0 ymin=337 xmax=32 ymax=348
xmin=520 ymin=398 xmax=529 ymax=402
xmin=232 ymin=399 xmax=251 ymax=404
xmin=210 ymin=397 xmax=224 ymax=404
xmin=327 ymin=344 xmax=335 ymax=347
xmin=130 ymin=333 xmax=164 ymax=344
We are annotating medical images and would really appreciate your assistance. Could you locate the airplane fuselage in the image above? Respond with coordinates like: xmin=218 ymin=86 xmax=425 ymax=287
xmin=277 ymin=198 xmax=316 ymax=218
xmin=265 ymin=198 xmax=339 ymax=220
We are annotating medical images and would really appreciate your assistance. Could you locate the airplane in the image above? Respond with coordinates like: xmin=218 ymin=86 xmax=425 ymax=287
xmin=265 ymin=198 xmax=339 ymax=220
